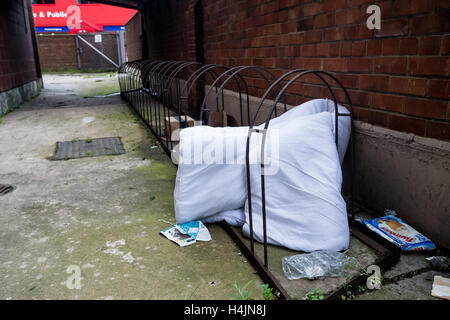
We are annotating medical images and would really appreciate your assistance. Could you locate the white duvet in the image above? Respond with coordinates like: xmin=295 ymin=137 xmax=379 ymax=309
xmin=174 ymin=99 xmax=350 ymax=252
xmin=174 ymin=126 xmax=249 ymax=224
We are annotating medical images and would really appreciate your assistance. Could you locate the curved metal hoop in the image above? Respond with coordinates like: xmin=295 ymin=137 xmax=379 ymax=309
xmin=244 ymin=69 xmax=355 ymax=268
xmin=118 ymin=61 xmax=356 ymax=271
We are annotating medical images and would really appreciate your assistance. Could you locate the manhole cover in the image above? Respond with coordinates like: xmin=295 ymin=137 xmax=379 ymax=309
xmin=0 ymin=184 xmax=16 ymax=196
xmin=53 ymin=137 xmax=126 ymax=160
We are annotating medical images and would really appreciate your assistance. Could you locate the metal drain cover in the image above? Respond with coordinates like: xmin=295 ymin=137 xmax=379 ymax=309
xmin=0 ymin=184 xmax=16 ymax=196
xmin=54 ymin=137 xmax=126 ymax=160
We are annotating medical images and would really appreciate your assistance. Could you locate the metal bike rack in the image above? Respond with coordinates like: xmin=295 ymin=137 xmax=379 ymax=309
xmin=118 ymin=60 xmax=400 ymax=300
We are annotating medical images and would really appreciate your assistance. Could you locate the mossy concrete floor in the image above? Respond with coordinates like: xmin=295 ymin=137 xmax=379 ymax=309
xmin=0 ymin=74 xmax=448 ymax=300
xmin=0 ymin=74 xmax=262 ymax=300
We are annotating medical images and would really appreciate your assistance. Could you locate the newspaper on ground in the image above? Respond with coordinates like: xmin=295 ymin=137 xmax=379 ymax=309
xmin=160 ymin=221 xmax=212 ymax=247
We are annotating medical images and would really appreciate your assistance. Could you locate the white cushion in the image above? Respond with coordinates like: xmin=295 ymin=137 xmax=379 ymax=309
xmin=174 ymin=126 xmax=249 ymax=224
xmin=174 ymin=99 xmax=351 ymax=252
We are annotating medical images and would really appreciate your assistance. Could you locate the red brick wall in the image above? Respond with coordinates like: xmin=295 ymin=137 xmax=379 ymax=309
xmin=0 ymin=0 xmax=40 ymax=93
xmin=37 ymin=33 xmax=119 ymax=71
xmin=144 ymin=0 xmax=450 ymax=141
xmin=125 ymin=13 xmax=143 ymax=62
xmin=37 ymin=35 xmax=78 ymax=71
xmin=144 ymin=0 xmax=198 ymax=61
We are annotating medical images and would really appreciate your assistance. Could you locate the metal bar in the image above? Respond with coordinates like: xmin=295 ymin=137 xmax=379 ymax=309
xmin=76 ymin=34 xmax=119 ymax=68
xmin=246 ymin=131 xmax=256 ymax=254
xmin=259 ymin=128 xmax=269 ymax=268
xmin=127 ymin=97 xmax=171 ymax=157
xmin=75 ymin=36 xmax=81 ymax=69
xmin=325 ymin=223 xmax=400 ymax=300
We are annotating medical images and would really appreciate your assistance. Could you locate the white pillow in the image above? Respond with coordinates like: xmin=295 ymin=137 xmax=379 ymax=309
xmin=243 ymin=111 xmax=350 ymax=252
xmin=201 ymin=208 xmax=245 ymax=227
xmin=266 ymin=98 xmax=351 ymax=164
xmin=174 ymin=99 xmax=351 ymax=239
xmin=174 ymin=126 xmax=249 ymax=224
xmin=201 ymin=99 xmax=351 ymax=228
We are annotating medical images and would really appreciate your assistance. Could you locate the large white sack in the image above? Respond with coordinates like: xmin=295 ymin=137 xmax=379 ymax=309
xmin=204 ymin=99 xmax=351 ymax=227
xmin=174 ymin=99 xmax=351 ymax=230
xmin=267 ymin=98 xmax=351 ymax=164
xmin=242 ymin=111 xmax=350 ymax=252
xmin=201 ymin=208 xmax=245 ymax=227
xmin=174 ymin=126 xmax=249 ymax=224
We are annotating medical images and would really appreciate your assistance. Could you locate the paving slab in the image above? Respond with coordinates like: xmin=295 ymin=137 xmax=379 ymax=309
xmin=233 ymin=226 xmax=381 ymax=300
xmin=383 ymin=253 xmax=432 ymax=279
xmin=356 ymin=270 xmax=450 ymax=300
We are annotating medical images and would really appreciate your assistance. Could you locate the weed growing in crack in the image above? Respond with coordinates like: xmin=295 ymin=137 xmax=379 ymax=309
xmin=305 ymin=288 xmax=325 ymax=300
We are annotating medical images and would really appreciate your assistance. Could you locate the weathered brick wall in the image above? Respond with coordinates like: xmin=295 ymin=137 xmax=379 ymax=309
xmin=144 ymin=0 xmax=450 ymax=141
xmin=125 ymin=13 xmax=143 ymax=62
xmin=37 ymin=33 xmax=120 ymax=71
xmin=37 ymin=35 xmax=78 ymax=71
xmin=0 ymin=0 xmax=40 ymax=93
xmin=143 ymin=0 xmax=198 ymax=61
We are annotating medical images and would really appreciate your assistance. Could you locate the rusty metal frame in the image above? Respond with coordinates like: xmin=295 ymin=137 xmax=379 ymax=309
xmin=118 ymin=60 xmax=400 ymax=300
xmin=326 ymin=221 xmax=401 ymax=300
xmin=221 ymin=220 xmax=400 ymax=300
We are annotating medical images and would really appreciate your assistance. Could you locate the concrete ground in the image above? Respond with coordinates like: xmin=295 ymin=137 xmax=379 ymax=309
xmin=0 ymin=73 xmax=448 ymax=300
xmin=0 ymin=73 xmax=262 ymax=300
xmin=356 ymin=253 xmax=449 ymax=300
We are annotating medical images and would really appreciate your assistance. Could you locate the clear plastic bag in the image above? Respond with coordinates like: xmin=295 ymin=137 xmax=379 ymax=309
xmin=426 ymin=256 xmax=450 ymax=271
xmin=282 ymin=250 xmax=356 ymax=280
